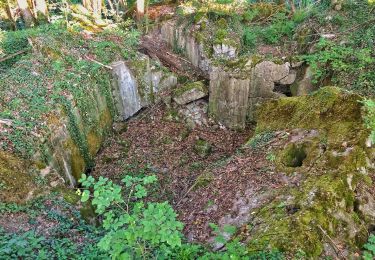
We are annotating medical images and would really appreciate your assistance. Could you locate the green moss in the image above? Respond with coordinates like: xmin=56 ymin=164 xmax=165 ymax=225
xmin=79 ymin=202 xmax=98 ymax=225
xmin=0 ymin=151 xmax=38 ymax=203
xmin=247 ymin=86 xmax=373 ymax=256
xmin=193 ymin=12 xmax=207 ymax=24
xmin=219 ymin=55 xmax=262 ymax=74
xmin=56 ymin=187 xmax=97 ymax=225
xmin=256 ymin=87 xmax=367 ymax=148
xmin=173 ymin=81 xmax=208 ymax=97
xmin=216 ymin=18 xmax=228 ymax=29
xmin=248 ymin=171 xmax=367 ymax=256
xmin=64 ymin=138 xmax=86 ymax=182
xmin=193 ymin=172 xmax=214 ymax=190
xmin=280 ymin=143 xmax=307 ymax=167
xmin=57 ymin=187 xmax=81 ymax=205
xmin=194 ymin=139 xmax=212 ymax=158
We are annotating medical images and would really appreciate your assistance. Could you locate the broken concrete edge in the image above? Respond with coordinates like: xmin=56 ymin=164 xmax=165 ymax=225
xmin=173 ymin=81 xmax=208 ymax=105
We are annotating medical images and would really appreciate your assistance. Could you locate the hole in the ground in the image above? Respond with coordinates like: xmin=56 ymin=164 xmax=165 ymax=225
xmin=368 ymin=225 xmax=375 ymax=234
xmin=286 ymin=205 xmax=300 ymax=215
xmin=274 ymin=83 xmax=292 ymax=97
xmin=283 ymin=143 xmax=307 ymax=167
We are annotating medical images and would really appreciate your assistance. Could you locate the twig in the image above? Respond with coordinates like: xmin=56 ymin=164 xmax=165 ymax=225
xmin=0 ymin=119 xmax=12 ymax=126
xmin=175 ymin=182 xmax=196 ymax=206
xmin=85 ymin=56 xmax=113 ymax=69
xmin=317 ymin=224 xmax=345 ymax=259
xmin=165 ymin=51 xmax=191 ymax=64
xmin=0 ymin=49 xmax=28 ymax=63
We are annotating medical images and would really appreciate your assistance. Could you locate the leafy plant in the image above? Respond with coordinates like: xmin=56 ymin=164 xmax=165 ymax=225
xmin=0 ymin=193 xmax=106 ymax=259
xmin=79 ymin=173 xmax=184 ymax=259
xmin=302 ymin=1 xmax=374 ymax=95
xmin=262 ymin=13 xmax=296 ymax=44
xmin=0 ymin=229 xmax=45 ymax=259
xmin=266 ymin=152 xmax=276 ymax=162
xmin=302 ymin=38 xmax=374 ymax=90
xmin=363 ymin=234 xmax=375 ymax=260
xmin=246 ymin=131 xmax=275 ymax=149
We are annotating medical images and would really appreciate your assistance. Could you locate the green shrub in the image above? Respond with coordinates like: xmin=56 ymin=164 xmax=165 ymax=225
xmin=79 ymin=173 xmax=184 ymax=259
xmin=242 ymin=11 xmax=298 ymax=51
xmin=77 ymin=167 xmax=286 ymax=259
xmin=302 ymin=38 xmax=374 ymax=94
xmin=243 ymin=27 xmax=258 ymax=49
xmin=0 ymin=194 xmax=107 ymax=259
xmin=262 ymin=13 xmax=296 ymax=44
xmin=363 ymin=234 xmax=375 ymax=260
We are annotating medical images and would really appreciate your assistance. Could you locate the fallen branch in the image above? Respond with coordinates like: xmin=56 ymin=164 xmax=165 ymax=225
xmin=0 ymin=119 xmax=12 ymax=126
xmin=85 ymin=56 xmax=113 ymax=69
xmin=317 ymin=224 xmax=345 ymax=259
xmin=139 ymin=37 xmax=208 ymax=80
xmin=0 ymin=49 xmax=28 ymax=63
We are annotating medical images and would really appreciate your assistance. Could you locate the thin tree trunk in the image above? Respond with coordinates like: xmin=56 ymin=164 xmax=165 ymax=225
xmin=106 ymin=0 xmax=115 ymax=14
xmin=287 ymin=0 xmax=296 ymax=14
xmin=16 ymin=0 xmax=35 ymax=27
xmin=136 ymin=0 xmax=144 ymax=21
xmin=83 ymin=0 xmax=93 ymax=13
xmin=4 ymin=0 xmax=16 ymax=30
xmin=92 ymin=0 xmax=102 ymax=17
xmin=34 ymin=0 xmax=49 ymax=23
xmin=83 ymin=0 xmax=102 ymax=17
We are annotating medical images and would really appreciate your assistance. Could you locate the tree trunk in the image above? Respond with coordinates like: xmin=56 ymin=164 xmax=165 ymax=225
xmin=136 ymin=0 xmax=144 ymax=21
xmin=83 ymin=0 xmax=93 ymax=12
xmin=287 ymin=0 xmax=296 ymax=14
xmin=4 ymin=0 xmax=17 ymax=30
xmin=16 ymin=0 xmax=35 ymax=27
xmin=92 ymin=0 xmax=102 ymax=17
xmin=82 ymin=0 xmax=102 ymax=17
xmin=34 ymin=0 xmax=49 ymax=23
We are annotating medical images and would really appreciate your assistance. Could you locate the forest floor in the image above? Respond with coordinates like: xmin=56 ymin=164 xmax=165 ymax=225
xmin=91 ymin=104 xmax=292 ymax=244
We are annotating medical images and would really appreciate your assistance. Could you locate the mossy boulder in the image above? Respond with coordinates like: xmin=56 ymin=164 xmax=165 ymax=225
xmin=246 ymin=87 xmax=375 ymax=257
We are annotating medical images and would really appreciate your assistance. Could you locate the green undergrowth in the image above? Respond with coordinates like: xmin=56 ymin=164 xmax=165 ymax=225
xmin=177 ymin=0 xmax=374 ymax=98
xmin=0 ymin=22 xmax=139 ymax=160
xmin=363 ymin=234 xmax=375 ymax=260
xmin=0 ymin=192 xmax=108 ymax=259
xmin=302 ymin=1 xmax=374 ymax=95
xmin=177 ymin=1 xmax=327 ymax=58
xmin=77 ymin=164 xmax=285 ymax=259
xmin=362 ymin=99 xmax=375 ymax=143
xmin=0 ymin=164 xmax=285 ymax=259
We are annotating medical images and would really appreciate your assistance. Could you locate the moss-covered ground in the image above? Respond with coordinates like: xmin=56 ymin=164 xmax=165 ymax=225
xmin=247 ymin=87 xmax=375 ymax=257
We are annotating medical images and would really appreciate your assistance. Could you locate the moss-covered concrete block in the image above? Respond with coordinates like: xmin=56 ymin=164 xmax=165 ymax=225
xmin=173 ymin=81 xmax=208 ymax=105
